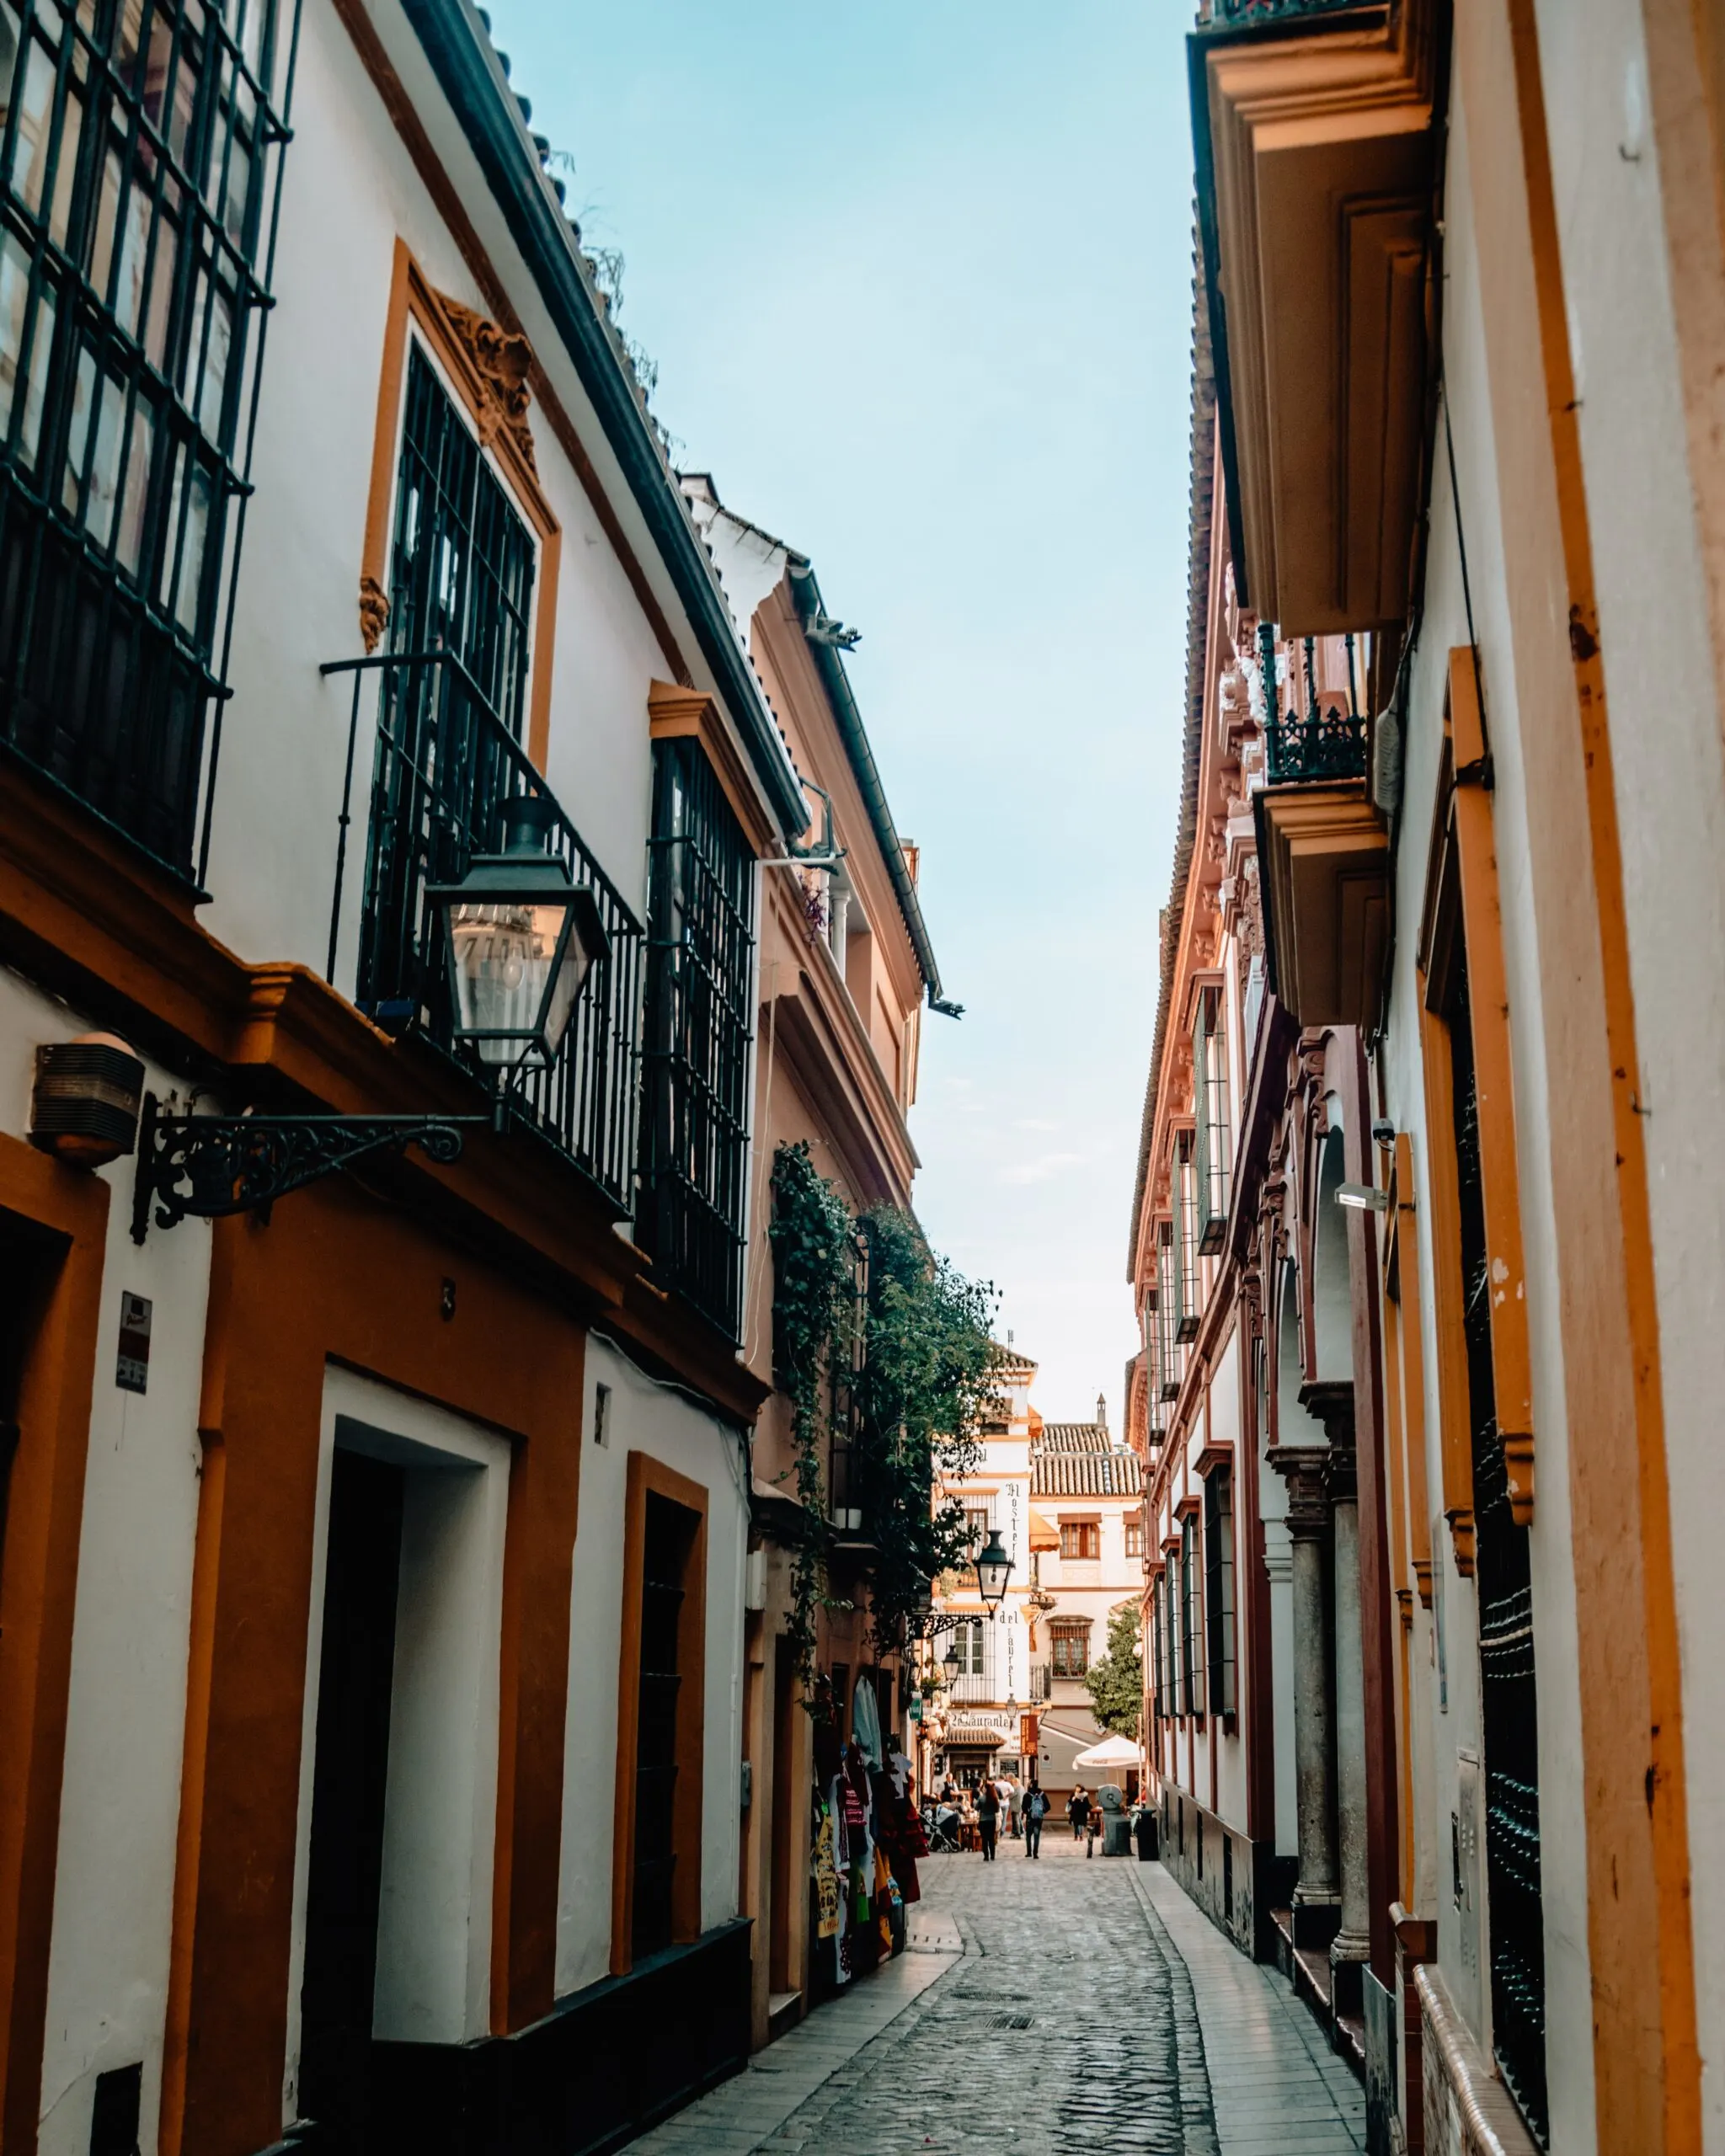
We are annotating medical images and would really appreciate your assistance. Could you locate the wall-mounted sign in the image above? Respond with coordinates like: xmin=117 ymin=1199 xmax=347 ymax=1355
xmin=116 ymin=1293 xmax=152 ymax=1395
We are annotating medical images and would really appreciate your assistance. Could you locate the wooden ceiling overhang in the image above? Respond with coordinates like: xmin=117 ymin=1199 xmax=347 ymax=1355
xmin=1192 ymin=2 xmax=1441 ymax=635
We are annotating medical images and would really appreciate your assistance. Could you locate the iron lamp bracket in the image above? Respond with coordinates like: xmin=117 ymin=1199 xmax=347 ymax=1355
xmin=130 ymin=1092 xmax=488 ymax=1243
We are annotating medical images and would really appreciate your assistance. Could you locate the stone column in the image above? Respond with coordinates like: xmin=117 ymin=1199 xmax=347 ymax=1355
xmin=1266 ymin=1447 xmax=1338 ymax=1932
xmin=1305 ymin=1380 xmax=1370 ymax=2011
xmin=1325 ymin=1435 xmax=1371 ymax=1988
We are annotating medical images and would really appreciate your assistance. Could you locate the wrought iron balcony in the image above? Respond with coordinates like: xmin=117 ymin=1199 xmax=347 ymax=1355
xmin=1261 ymin=628 xmax=1368 ymax=784
xmin=1205 ymin=0 xmax=1370 ymax=24
xmin=323 ymin=650 xmax=644 ymax=1212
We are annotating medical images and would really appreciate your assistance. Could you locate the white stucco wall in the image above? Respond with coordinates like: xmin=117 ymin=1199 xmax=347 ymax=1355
xmin=1534 ymin=8 xmax=1725 ymax=2140
xmin=554 ymin=1334 xmax=748 ymax=2000
xmin=0 ymin=971 xmax=213 ymax=2156
xmin=1381 ymin=69 xmax=1596 ymax=2153
xmin=201 ymin=0 xmax=673 ymax=990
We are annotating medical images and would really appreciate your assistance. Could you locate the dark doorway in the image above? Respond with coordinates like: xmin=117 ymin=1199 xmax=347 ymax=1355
xmin=769 ymin=1633 xmax=798 ymax=1995
xmin=632 ymin=1492 xmax=696 ymax=1962
xmin=0 ymin=1208 xmax=62 ymax=1601
xmin=297 ymin=1450 xmax=405 ymax=2149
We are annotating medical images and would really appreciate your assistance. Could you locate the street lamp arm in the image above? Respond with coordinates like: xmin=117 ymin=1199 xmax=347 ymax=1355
xmin=131 ymin=1094 xmax=487 ymax=1242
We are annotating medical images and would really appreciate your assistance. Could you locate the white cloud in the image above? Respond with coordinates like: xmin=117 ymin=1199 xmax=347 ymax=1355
xmin=1012 ymin=1117 xmax=1060 ymax=1131
xmin=999 ymin=1151 xmax=1084 ymax=1187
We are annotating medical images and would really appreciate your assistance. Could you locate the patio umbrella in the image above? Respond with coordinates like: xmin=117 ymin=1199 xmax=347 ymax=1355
xmin=1071 ymin=1733 xmax=1143 ymax=1769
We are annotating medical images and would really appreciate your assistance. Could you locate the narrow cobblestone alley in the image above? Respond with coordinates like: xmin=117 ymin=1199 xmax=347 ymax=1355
xmin=635 ymin=1835 xmax=1365 ymax=2155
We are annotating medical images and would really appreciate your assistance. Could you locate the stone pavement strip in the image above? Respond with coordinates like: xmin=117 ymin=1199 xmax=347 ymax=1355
xmin=633 ymin=1832 xmax=1366 ymax=2154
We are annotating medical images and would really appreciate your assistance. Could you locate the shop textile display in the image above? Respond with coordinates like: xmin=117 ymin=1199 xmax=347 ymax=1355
xmin=808 ymin=1681 xmax=927 ymax=1998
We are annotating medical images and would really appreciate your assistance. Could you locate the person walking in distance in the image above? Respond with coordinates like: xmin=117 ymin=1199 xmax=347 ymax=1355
xmin=975 ymin=1774 xmax=1001 ymax=1862
xmin=1068 ymin=1784 xmax=1090 ymax=1841
xmin=1007 ymin=1774 xmax=1024 ymax=1840
xmin=1023 ymin=1780 xmax=1048 ymax=1859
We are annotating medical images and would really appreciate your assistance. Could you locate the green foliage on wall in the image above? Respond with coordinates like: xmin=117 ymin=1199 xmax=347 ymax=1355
xmin=767 ymin=1141 xmax=998 ymax=1682
xmin=1085 ymin=1603 xmax=1145 ymax=1740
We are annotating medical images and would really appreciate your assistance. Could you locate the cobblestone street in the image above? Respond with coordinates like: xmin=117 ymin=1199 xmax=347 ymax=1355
xmin=637 ymin=1833 xmax=1365 ymax=2155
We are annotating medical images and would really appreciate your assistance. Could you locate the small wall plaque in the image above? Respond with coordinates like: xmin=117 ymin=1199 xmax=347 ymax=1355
xmin=116 ymin=1293 xmax=152 ymax=1394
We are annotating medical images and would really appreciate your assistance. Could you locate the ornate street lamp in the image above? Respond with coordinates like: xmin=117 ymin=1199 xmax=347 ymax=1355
xmin=975 ymin=1528 xmax=1014 ymax=1610
xmin=430 ymin=798 xmax=607 ymax=1084
xmin=131 ymin=798 xmax=607 ymax=1241
xmin=943 ymin=1638 xmax=963 ymax=1680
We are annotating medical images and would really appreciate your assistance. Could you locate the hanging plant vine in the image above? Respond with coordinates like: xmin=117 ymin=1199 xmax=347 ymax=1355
xmin=768 ymin=1142 xmax=857 ymax=1678
xmin=767 ymin=1140 xmax=1002 ymax=1684
xmin=852 ymin=1206 xmax=997 ymax=1647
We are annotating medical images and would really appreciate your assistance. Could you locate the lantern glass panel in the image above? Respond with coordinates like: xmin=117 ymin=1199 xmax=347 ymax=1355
xmin=445 ymin=899 xmax=580 ymax=1065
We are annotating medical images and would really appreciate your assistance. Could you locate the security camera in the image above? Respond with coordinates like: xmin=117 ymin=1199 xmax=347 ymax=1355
xmin=1371 ymin=1118 xmax=1396 ymax=1148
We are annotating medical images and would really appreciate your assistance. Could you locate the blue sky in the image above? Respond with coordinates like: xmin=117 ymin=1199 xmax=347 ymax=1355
xmin=488 ymin=1 xmax=1197 ymax=1422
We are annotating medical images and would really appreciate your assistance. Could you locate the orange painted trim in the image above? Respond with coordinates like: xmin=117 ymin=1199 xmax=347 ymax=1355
xmin=1446 ymin=651 xmax=1534 ymax=1518
xmin=1499 ymin=6 xmax=1700 ymax=2138
xmin=159 ymin=1180 xmax=585 ymax=2156
xmin=1416 ymin=976 xmax=1475 ymax=1577
xmin=325 ymin=0 xmax=695 ymax=691
xmin=0 ymin=1137 xmax=109 ymax=2156
xmin=359 ymin=241 xmax=562 ymax=770
xmin=648 ymin=680 xmax=779 ymax=856
xmin=610 ymin=1450 xmax=708 ymax=1977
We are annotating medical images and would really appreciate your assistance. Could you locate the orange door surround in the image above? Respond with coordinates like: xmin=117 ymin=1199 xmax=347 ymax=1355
xmin=158 ymin=1175 xmax=585 ymax=2156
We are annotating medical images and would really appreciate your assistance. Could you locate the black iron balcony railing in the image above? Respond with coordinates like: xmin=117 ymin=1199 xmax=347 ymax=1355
xmin=1204 ymin=0 xmax=1370 ymax=24
xmin=323 ymin=650 xmax=644 ymax=1212
xmin=1259 ymin=625 xmax=1368 ymax=784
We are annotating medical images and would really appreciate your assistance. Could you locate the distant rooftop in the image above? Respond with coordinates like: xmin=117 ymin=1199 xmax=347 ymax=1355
xmin=1033 ymin=1451 xmax=1146 ymax=1500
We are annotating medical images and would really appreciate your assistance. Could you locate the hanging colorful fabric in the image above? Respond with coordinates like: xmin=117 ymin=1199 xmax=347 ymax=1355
xmin=812 ymin=1800 xmax=841 ymax=1940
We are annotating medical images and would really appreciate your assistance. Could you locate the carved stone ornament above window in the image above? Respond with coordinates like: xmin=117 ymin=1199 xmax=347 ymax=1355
xmin=435 ymin=290 xmax=540 ymax=479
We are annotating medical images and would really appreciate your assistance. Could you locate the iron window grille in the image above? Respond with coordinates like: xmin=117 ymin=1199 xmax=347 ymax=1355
xmin=1205 ymin=0 xmax=1366 ymax=24
xmin=1204 ymin=1466 xmax=1236 ymax=1719
xmin=387 ymin=342 xmax=534 ymax=734
xmin=827 ymin=1228 xmax=868 ymax=1528
xmin=1150 ymin=1574 xmax=1164 ymax=1721
xmin=1194 ymin=986 xmax=1230 ymax=1255
xmin=1258 ymin=622 xmax=1366 ymax=785
xmin=1048 ymin=1619 xmax=1089 ymax=1678
xmin=638 ymin=736 xmax=756 ymax=1338
xmin=962 ymin=1502 xmax=992 ymax=1556
xmin=1156 ymin=1222 xmax=1181 ymax=1403
xmin=0 ymin=0 xmax=294 ymax=878
xmin=1180 ymin=1513 xmax=1204 ymax=1718
xmin=1175 ymin=1132 xmax=1199 ymax=1343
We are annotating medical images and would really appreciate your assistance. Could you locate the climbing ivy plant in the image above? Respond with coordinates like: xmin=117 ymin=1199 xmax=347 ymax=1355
xmin=852 ymin=1206 xmax=996 ymax=1644
xmin=767 ymin=1141 xmax=1000 ymax=1682
xmin=768 ymin=1142 xmax=858 ymax=1678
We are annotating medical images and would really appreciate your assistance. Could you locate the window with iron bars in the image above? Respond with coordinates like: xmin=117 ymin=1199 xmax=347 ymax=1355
xmin=638 ymin=737 xmax=756 ymax=1339
xmin=1150 ymin=1572 xmax=1165 ymax=1720
xmin=1193 ymin=985 xmax=1230 ymax=1255
xmin=0 ymin=0 xmax=290 ymax=875
xmin=1176 ymin=1130 xmax=1199 ymax=1343
xmin=1156 ymin=1220 xmax=1181 ymax=1401
xmin=387 ymin=340 xmax=535 ymax=732
xmin=826 ymin=1230 xmax=868 ymax=1529
xmin=961 ymin=1500 xmax=992 ymax=1555
xmin=1048 ymin=1619 xmax=1090 ymax=1678
xmin=345 ymin=350 xmax=642 ymax=1207
xmin=1180 ymin=1513 xmax=1204 ymax=1717
xmin=1204 ymin=1465 xmax=1236 ymax=1718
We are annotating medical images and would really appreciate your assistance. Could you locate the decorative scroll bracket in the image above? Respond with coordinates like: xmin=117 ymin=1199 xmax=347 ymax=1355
xmin=130 ymin=1093 xmax=487 ymax=1243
